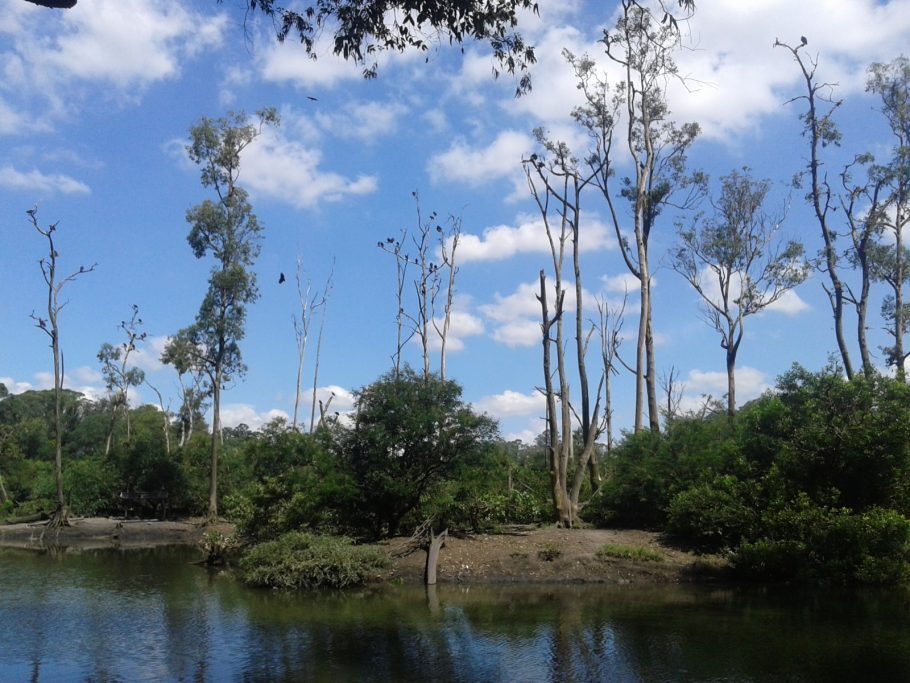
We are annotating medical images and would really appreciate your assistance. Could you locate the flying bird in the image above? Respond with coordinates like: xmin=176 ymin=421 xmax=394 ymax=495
xmin=278 ymin=272 xmax=286 ymax=284
xmin=307 ymin=96 xmax=318 ymax=102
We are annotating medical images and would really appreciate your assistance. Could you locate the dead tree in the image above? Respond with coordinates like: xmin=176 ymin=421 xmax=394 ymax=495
xmin=27 ymin=208 xmax=95 ymax=527
xmin=432 ymin=216 xmax=461 ymax=382
xmin=309 ymin=262 xmax=335 ymax=433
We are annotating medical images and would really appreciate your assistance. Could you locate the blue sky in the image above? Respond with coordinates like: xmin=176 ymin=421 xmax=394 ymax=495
xmin=2 ymin=0 xmax=909 ymax=441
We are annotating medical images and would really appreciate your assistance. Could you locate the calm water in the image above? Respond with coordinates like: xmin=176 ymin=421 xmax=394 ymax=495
xmin=2 ymin=546 xmax=910 ymax=682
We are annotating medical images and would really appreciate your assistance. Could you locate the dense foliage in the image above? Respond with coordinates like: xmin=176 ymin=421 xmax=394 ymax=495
xmin=590 ymin=365 xmax=910 ymax=583
xmin=237 ymin=532 xmax=388 ymax=589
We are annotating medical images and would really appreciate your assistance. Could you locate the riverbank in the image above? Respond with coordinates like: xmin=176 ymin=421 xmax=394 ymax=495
xmin=0 ymin=518 xmax=726 ymax=584
xmin=383 ymin=526 xmax=726 ymax=584
xmin=0 ymin=516 xmax=234 ymax=551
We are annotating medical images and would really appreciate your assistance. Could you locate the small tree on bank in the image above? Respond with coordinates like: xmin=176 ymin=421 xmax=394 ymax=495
xmin=337 ymin=367 xmax=497 ymax=538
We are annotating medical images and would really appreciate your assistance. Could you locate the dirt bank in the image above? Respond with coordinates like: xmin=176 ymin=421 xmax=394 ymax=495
xmin=0 ymin=516 xmax=234 ymax=551
xmin=0 ymin=519 xmax=726 ymax=584
xmin=382 ymin=526 xmax=726 ymax=585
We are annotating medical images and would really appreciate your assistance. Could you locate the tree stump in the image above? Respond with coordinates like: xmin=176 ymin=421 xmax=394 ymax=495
xmin=424 ymin=528 xmax=448 ymax=585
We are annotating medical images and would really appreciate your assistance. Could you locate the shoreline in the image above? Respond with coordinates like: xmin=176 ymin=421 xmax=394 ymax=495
xmin=0 ymin=518 xmax=726 ymax=584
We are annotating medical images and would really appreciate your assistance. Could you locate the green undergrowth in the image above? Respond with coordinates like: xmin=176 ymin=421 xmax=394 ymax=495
xmin=237 ymin=532 xmax=388 ymax=590
xmin=597 ymin=544 xmax=664 ymax=562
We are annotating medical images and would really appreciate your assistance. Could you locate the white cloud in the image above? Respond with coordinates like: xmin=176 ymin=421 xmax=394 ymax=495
xmin=314 ymin=100 xmax=408 ymax=142
xmin=129 ymin=335 xmax=169 ymax=374
xmin=455 ymin=214 xmax=613 ymax=264
xmin=474 ymin=389 xmax=544 ymax=418
xmin=601 ymin=273 xmax=639 ymax=295
xmin=480 ymin=277 xmax=601 ymax=348
xmin=220 ymin=404 xmax=290 ymax=431
xmin=428 ymin=130 xmax=533 ymax=186
xmin=259 ymin=37 xmax=364 ymax=90
xmin=0 ymin=376 xmax=33 ymax=394
xmin=491 ymin=320 xmax=541 ymax=348
xmin=426 ymin=310 xmax=485 ymax=352
xmin=668 ymin=0 xmax=910 ymax=141
xmin=764 ymin=289 xmax=811 ymax=316
xmin=693 ymin=266 xmax=810 ymax=318
xmin=679 ymin=366 xmax=770 ymax=412
xmin=240 ymin=124 xmax=378 ymax=208
xmin=3 ymin=0 xmax=226 ymax=121
xmin=0 ymin=165 xmax=90 ymax=195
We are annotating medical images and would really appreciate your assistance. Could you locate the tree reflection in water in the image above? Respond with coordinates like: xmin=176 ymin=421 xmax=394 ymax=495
xmin=2 ymin=547 xmax=910 ymax=681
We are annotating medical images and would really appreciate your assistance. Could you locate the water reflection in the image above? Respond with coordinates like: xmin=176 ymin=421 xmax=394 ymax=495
xmin=2 ymin=546 xmax=910 ymax=682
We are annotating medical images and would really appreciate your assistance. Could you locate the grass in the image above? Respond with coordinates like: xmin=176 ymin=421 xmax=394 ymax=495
xmin=537 ymin=542 xmax=562 ymax=561
xmin=596 ymin=544 xmax=664 ymax=563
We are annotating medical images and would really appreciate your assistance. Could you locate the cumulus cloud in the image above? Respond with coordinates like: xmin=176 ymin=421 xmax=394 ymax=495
xmin=2 ymin=0 xmax=227 ymax=122
xmin=479 ymin=279 xmax=600 ymax=347
xmin=425 ymin=310 xmax=485 ymax=352
xmin=0 ymin=376 xmax=34 ymax=394
xmin=453 ymin=214 xmax=613 ymax=264
xmin=693 ymin=266 xmax=810 ymax=318
xmin=315 ymin=100 xmax=408 ymax=142
xmin=0 ymin=165 xmax=90 ymax=195
xmin=128 ymin=335 xmax=170 ymax=374
xmin=220 ymin=404 xmax=290 ymax=431
xmin=240 ymin=123 xmax=378 ymax=208
xmin=474 ymin=389 xmax=544 ymax=418
xmin=678 ymin=366 xmax=770 ymax=413
xmin=428 ymin=130 xmax=533 ymax=187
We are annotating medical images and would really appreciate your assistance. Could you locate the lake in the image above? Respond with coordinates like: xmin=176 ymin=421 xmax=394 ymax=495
xmin=2 ymin=545 xmax=910 ymax=682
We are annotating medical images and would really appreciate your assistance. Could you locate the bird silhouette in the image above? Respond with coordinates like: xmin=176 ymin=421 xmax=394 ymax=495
xmin=801 ymin=36 xmax=808 ymax=45
xmin=278 ymin=272 xmax=286 ymax=284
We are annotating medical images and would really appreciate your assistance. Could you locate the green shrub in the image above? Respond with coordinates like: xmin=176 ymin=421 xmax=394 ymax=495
xmin=64 ymin=456 xmax=119 ymax=515
xmin=537 ymin=542 xmax=562 ymax=561
xmin=732 ymin=502 xmax=910 ymax=584
xmin=237 ymin=532 xmax=388 ymax=590
xmin=596 ymin=544 xmax=664 ymax=562
xmin=666 ymin=476 xmax=756 ymax=552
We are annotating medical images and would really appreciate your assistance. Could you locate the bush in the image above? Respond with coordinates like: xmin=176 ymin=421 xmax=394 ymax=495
xmin=732 ymin=501 xmax=910 ymax=584
xmin=237 ymin=532 xmax=388 ymax=590
xmin=666 ymin=476 xmax=757 ymax=552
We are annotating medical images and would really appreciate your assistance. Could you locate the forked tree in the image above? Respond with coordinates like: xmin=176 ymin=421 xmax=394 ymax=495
xmin=671 ymin=169 xmax=808 ymax=417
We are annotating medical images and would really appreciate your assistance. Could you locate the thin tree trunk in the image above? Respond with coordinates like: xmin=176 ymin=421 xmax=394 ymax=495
xmin=538 ymin=271 xmax=571 ymax=527
xmin=209 ymin=372 xmax=221 ymax=520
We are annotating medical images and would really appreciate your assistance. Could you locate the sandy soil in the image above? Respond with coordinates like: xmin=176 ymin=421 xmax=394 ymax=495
xmin=382 ymin=526 xmax=727 ymax=585
xmin=0 ymin=516 xmax=234 ymax=551
xmin=0 ymin=519 xmax=726 ymax=584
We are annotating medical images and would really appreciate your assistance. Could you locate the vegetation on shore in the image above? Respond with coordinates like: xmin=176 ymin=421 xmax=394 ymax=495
xmin=4 ymin=363 xmax=910 ymax=587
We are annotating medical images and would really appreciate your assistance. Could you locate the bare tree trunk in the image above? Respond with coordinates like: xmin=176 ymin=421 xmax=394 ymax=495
xmin=424 ymin=528 xmax=447 ymax=585
xmin=209 ymin=371 xmax=221 ymax=520
xmin=0 ymin=469 xmax=8 ymax=504
xmin=538 ymin=271 xmax=572 ymax=527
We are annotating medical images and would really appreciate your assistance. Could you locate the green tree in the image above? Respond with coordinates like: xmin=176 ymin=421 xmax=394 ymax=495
xmin=671 ymin=168 xmax=808 ymax=417
xmin=866 ymin=57 xmax=910 ymax=379
xmin=165 ymin=108 xmax=278 ymax=520
xmin=97 ymin=304 xmax=146 ymax=456
xmin=592 ymin=1 xmax=704 ymax=432
xmin=337 ymin=367 xmax=497 ymax=538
